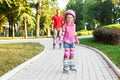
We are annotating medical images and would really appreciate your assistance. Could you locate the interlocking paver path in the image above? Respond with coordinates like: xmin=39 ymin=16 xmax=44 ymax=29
xmin=0 ymin=38 xmax=119 ymax=80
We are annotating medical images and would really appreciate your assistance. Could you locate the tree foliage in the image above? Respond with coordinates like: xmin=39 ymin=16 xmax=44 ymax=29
xmin=93 ymin=0 xmax=113 ymax=25
xmin=0 ymin=0 xmax=20 ymax=37
xmin=18 ymin=0 xmax=35 ymax=38
xmin=0 ymin=0 xmax=58 ymax=37
xmin=39 ymin=0 xmax=58 ymax=36
xmin=66 ymin=0 xmax=119 ymax=30
xmin=1 ymin=0 xmax=119 ymax=37
xmin=0 ymin=0 xmax=35 ymax=38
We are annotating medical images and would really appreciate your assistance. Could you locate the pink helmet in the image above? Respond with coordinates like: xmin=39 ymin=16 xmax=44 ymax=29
xmin=65 ymin=9 xmax=76 ymax=19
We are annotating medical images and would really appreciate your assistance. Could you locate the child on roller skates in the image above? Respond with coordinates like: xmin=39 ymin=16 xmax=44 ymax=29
xmin=58 ymin=9 xmax=79 ymax=73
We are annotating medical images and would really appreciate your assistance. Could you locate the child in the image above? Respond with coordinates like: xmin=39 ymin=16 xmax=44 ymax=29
xmin=58 ymin=9 xmax=79 ymax=73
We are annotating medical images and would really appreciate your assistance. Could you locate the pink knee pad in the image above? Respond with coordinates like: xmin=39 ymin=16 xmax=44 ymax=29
xmin=70 ymin=50 xmax=74 ymax=59
xmin=64 ymin=50 xmax=70 ymax=59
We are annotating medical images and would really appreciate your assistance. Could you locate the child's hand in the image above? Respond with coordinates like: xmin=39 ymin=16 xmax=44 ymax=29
xmin=57 ymin=37 xmax=63 ymax=44
xmin=75 ymin=41 xmax=79 ymax=45
xmin=74 ymin=36 xmax=79 ymax=45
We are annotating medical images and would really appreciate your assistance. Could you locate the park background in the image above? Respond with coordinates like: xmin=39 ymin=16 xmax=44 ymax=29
xmin=0 ymin=0 xmax=120 ymax=39
xmin=0 ymin=0 xmax=120 ymax=77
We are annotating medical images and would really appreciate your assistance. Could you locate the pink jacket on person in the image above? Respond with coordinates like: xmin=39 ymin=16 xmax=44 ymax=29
xmin=63 ymin=23 xmax=76 ymax=44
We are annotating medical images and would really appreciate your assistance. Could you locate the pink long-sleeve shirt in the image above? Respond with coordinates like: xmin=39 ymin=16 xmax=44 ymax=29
xmin=63 ymin=23 xmax=76 ymax=44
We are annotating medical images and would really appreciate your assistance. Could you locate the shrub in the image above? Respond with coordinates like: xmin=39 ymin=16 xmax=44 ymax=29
xmin=93 ymin=28 xmax=120 ymax=45
xmin=76 ymin=30 xmax=93 ymax=36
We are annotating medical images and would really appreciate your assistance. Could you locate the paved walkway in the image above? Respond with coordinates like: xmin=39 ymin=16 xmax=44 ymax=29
xmin=0 ymin=38 xmax=120 ymax=80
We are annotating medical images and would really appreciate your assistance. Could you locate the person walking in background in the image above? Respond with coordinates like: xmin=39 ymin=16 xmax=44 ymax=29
xmin=58 ymin=9 xmax=79 ymax=73
xmin=52 ymin=8 xmax=64 ymax=49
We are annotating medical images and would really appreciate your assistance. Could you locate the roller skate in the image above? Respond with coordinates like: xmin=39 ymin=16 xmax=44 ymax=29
xmin=59 ymin=43 xmax=62 ymax=49
xmin=69 ymin=65 xmax=77 ymax=72
xmin=69 ymin=59 xmax=77 ymax=72
xmin=63 ymin=67 xmax=70 ymax=74
xmin=53 ymin=43 xmax=56 ymax=49
xmin=63 ymin=59 xmax=70 ymax=74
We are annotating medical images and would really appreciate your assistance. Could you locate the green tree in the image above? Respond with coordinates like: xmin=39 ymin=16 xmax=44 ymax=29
xmin=41 ymin=0 xmax=56 ymax=36
xmin=0 ymin=0 xmax=20 ymax=38
xmin=39 ymin=0 xmax=58 ymax=36
xmin=0 ymin=0 xmax=8 ymax=27
xmin=0 ymin=0 xmax=35 ymax=38
xmin=66 ymin=0 xmax=114 ymax=30
xmin=0 ymin=14 xmax=8 ymax=27
xmin=93 ymin=0 xmax=113 ymax=25
xmin=18 ymin=0 xmax=35 ymax=39
xmin=82 ymin=1 xmax=101 ymax=30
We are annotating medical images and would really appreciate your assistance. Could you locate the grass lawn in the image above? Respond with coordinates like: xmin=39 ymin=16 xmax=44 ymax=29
xmin=0 ymin=43 xmax=44 ymax=76
xmin=0 ymin=36 xmax=51 ymax=40
xmin=80 ymin=38 xmax=120 ymax=69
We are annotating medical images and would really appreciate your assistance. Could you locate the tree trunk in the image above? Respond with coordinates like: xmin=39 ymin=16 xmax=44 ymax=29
xmin=36 ymin=13 xmax=40 ymax=38
xmin=36 ymin=2 xmax=40 ymax=38
xmin=12 ymin=24 xmax=14 ymax=39
xmin=9 ymin=23 xmax=12 ymax=37
xmin=8 ymin=11 xmax=13 ymax=37
xmin=47 ymin=29 xmax=51 ymax=37
xmin=24 ymin=17 xmax=27 ymax=39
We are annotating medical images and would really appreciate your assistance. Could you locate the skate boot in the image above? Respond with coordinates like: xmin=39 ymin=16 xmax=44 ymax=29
xmin=70 ymin=65 xmax=77 ymax=72
xmin=53 ymin=43 xmax=56 ymax=49
xmin=63 ymin=59 xmax=70 ymax=74
xmin=69 ymin=59 xmax=77 ymax=72
xmin=59 ymin=43 xmax=62 ymax=49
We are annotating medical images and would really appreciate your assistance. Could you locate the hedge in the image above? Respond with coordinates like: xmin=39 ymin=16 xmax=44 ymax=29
xmin=93 ymin=28 xmax=120 ymax=45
